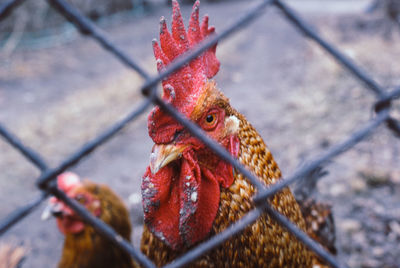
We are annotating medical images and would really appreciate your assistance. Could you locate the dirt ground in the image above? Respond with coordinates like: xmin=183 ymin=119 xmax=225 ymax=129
xmin=0 ymin=0 xmax=400 ymax=267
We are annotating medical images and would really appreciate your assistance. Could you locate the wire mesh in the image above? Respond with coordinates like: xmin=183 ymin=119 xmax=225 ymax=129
xmin=0 ymin=0 xmax=399 ymax=267
xmin=0 ymin=0 xmax=26 ymax=21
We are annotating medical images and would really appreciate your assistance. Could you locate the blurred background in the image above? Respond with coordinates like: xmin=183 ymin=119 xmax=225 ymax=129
xmin=1 ymin=0 xmax=400 ymax=267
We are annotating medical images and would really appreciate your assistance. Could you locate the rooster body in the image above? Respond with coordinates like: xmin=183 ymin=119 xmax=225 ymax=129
xmin=43 ymin=173 xmax=133 ymax=268
xmin=140 ymin=1 xmax=327 ymax=267
xmin=141 ymin=99 xmax=313 ymax=266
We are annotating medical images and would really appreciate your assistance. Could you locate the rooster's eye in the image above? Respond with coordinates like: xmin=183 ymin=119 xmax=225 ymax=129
xmin=202 ymin=111 xmax=219 ymax=130
xmin=205 ymin=114 xmax=216 ymax=124
xmin=202 ymin=113 xmax=218 ymax=131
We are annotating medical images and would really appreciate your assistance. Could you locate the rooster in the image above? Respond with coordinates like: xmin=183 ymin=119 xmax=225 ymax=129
xmin=42 ymin=172 xmax=134 ymax=268
xmin=140 ymin=1 xmax=329 ymax=266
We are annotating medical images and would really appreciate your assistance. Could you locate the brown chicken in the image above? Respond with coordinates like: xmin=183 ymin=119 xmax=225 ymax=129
xmin=42 ymin=172 xmax=133 ymax=268
xmin=140 ymin=1 xmax=328 ymax=266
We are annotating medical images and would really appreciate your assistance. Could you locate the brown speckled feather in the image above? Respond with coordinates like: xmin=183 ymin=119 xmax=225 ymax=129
xmin=141 ymin=96 xmax=316 ymax=267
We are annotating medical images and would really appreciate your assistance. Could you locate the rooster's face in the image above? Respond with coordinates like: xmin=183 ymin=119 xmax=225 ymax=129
xmin=144 ymin=82 xmax=240 ymax=250
xmin=150 ymin=84 xmax=240 ymax=174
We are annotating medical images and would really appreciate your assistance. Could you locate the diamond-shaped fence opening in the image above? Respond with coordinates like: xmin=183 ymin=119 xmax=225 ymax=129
xmin=1 ymin=0 xmax=400 ymax=267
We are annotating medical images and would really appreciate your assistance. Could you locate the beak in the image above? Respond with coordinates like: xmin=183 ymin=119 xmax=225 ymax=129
xmin=150 ymin=143 xmax=188 ymax=174
xmin=41 ymin=202 xmax=63 ymax=221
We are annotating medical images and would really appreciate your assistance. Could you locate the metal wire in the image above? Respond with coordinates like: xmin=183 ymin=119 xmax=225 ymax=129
xmin=36 ymin=99 xmax=152 ymax=189
xmin=272 ymin=0 xmax=385 ymax=97
xmin=0 ymin=0 xmax=26 ymax=21
xmin=263 ymin=205 xmax=344 ymax=268
xmin=0 ymin=124 xmax=48 ymax=171
xmin=0 ymin=193 xmax=48 ymax=236
xmin=0 ymin=0 xmax=399 ymax=267
xmin=46 ymin=0 xmax=150 ymax=78
xmin=375 ymin=86 xmax=400 ymax=112
xmin=253 ymin=109 xmax=390 ymax=204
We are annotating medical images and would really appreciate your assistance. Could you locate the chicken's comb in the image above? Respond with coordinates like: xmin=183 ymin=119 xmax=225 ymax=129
xmin=148 ymin=0 xmax=220 ymax=144
xmin=57 ymin=172 xmax=82 ymax=193
xmin=152 ymin=0 xmax=219 ymax=112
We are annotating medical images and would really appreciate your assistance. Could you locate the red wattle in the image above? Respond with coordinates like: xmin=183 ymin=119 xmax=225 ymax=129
xmin=178 ymin=150 xmax=219 ymax=248
xmin=142 ymin=165 xmax=182 ymax=248
xmin=142 ymin=135 xmax=240 ymax=250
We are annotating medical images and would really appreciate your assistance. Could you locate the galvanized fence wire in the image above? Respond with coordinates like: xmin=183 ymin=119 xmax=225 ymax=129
xmin=0 ymin=0 xmax=399 ymax=267
xmin=0 ymin=0 xmax=26 ymax=21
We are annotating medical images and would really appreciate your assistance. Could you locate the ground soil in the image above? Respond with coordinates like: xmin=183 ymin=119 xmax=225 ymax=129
xmin=0 ymin=1 xmax=399 ymax=267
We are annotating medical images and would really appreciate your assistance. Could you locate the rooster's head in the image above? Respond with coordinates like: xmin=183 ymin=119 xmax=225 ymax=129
xmin=143 ymin=0 xmax=240 ymax=250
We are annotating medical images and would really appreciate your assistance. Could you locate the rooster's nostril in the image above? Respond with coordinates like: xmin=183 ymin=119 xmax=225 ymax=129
xmin=173 ymin=129 xmax=184 ymax=141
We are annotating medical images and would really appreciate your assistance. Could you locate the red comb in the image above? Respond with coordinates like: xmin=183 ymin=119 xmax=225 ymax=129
xmin=153 ymin=0 xmax=219 ymax=79
xmin=149 ymin=0 xmax=220 ymax=144
xmin=57 ymin=172 xmax=82 ymax=193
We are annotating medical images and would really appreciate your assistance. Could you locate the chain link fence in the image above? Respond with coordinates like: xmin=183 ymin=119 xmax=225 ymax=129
xmin=1 ymin=0 xmax=400 ymax=267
